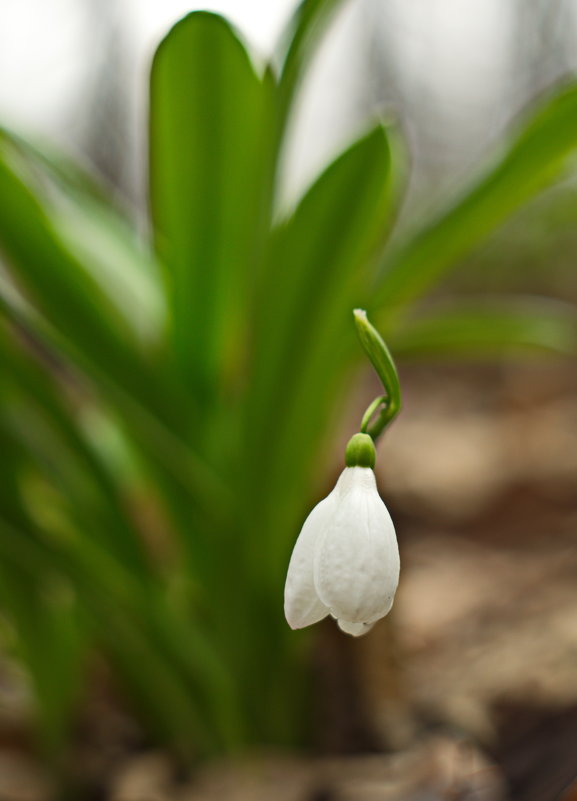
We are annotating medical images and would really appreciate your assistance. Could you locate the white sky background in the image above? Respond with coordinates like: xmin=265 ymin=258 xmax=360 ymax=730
xmin=0 ymin=0 xmax=296 ymax=128
xmin=0 ymin=0 xmax=575 ymax=206
xmin=128 ymin=0 xmax=297 ymax=56
xmin=0 ymin=0 xmax=370 ymax=203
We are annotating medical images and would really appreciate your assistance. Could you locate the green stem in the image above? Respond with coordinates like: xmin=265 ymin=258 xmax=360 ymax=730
xmin=353 ymin=309 xmax=401 ymax=440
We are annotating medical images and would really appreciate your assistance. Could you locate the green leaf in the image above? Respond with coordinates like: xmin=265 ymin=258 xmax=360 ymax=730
xmin=150 ymin=12 xmax=275 ymax=404
xmin=0 ymin=143 xmax=181 ymax=429
xmin=250 ymin=125 xmax=400 ymax=425
xmin=0 ymin=517 xmax=214 ymax=755
xmin=0 ymin=561 xmax=85 ymax=762
xmin=49 ymin=197 xmax=164 ymax=347
xmin=0 ymin=143 xmax=131 ymax=342
xmin=0 ymin=426 xmax=86 ymax=761
xmin=276 ymin=0 xmax=347 ymax=125
xmin=375 ymin=82 xmax=577 ymax=317
xmin=389 ymin=297 xmax=577 ymax=357
xmin=0 ymin=328 xmax=151 ymax=574
xmin=0 ymin=294 xmax=231 ymax=570
xmin=0 ymin=126 xmax=113 ymax=203
xmin=0 ymin=127 xmax=163 ymax=345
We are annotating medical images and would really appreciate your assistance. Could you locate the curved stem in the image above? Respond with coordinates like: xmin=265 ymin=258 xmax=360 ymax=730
xmin=354 ymin=309 xmax=402 ymax=441
xmin=360 ymin=395 xmax=387 ymax=434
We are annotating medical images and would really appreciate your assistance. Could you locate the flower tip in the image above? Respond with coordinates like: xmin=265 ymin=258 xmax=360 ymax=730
xmin=338 ymin=619 xmax=374 ymax=637
xmin=284 ymin=603 xmax=303 ymax=631
xmin=284 ymin=606 xmax=306 ymax=631
xmin=284 ymin=608 xmax=326 ymax=631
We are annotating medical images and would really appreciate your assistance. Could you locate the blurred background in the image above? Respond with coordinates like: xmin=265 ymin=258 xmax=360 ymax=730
xmin=3 ymin=0 xmax=577 ymax=295
xmin=1 ymin=1 xmax=577 ymax=800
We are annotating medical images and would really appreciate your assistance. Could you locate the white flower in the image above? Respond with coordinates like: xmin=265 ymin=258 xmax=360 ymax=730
xmin=284 ymin=463 xmax=399 ymax=637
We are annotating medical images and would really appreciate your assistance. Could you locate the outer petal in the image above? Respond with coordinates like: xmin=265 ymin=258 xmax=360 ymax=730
xmin=314 ymin=467 xmax=399 ymax=625
xmin=337 ymin=619 xmax=375 ymax=637
xmin=284 ymin=493 xmax=333 ymax=629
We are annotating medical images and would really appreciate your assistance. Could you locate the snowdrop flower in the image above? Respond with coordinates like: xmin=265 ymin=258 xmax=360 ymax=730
xmin=284 ymin=433 xmax=399 ymax=637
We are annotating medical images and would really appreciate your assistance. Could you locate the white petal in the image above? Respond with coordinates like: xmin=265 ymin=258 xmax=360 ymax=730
xmin=314 ymin=467 xmax=399 ymax=625
xmin=284 ymin=493 xmax=333 ymax=629
xmin=337 ymin=619 xmax=375 ymax=637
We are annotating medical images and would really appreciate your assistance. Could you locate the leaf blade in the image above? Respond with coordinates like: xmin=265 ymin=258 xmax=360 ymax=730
xmin=149 ymin=12 xmax=275 ymax=403
xmin=389 ymin=296 xmax=577 ymax=357
xmin=375 ymin=82 xmax=577 ymax=317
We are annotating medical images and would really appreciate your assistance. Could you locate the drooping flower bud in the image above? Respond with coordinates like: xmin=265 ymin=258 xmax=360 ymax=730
xmin=284 ymin=437 xmax=399 ymax=637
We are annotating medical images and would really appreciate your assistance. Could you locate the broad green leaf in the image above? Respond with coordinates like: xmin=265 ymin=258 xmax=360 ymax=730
xmin=0 ymin=464 xmax=242 ymax=755
xmin=0 ymin=141 xmax=224 ymax=507
xmin=0 ymin=561 xmax=85 ymax=761
xmin=0 ymin=427 xmax=86 ymax=760
xmin=0 ymin=518 xmax=213 ymax=754
xmin=56 ymin=535 xmax=242 ymax=753
xmin=12 ymin=577 xmax=84 ymax=762
xmin=150 ymin=12 xmax=275 ymax=405
xmin=0 ymin=127 xmax=163 ymax=333
xmin=0 ymin=144 xmax=180 ymax=430
xmin=389 ymin=297 xmax=577 ymax=357
xmin=0 ymin=294 xmax=231 ymax=567
xmin=375 ymin=82 xmax=577 ymax=317
xmin=50 ymin=198 xmax=164 ymax=347
xmin=0 ymin=335 xmax=150 ymax=573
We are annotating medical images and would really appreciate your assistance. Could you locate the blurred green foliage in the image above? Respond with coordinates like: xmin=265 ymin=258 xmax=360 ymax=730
xmin=0 ymin=0 xmax=576 ymax=768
